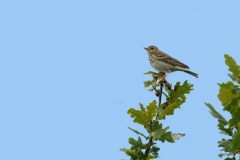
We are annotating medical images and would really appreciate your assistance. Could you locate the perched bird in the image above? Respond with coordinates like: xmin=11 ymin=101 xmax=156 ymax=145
xmin=144 ymin=45 xmax=198 ymax=78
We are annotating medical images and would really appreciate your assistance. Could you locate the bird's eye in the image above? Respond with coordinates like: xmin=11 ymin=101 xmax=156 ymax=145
xmin=151 ymin=48 xmax=154 ymax=50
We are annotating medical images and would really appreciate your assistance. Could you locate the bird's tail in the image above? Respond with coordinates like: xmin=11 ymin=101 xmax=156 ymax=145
xmin=184 ymin=71 xmax=198 ymax=78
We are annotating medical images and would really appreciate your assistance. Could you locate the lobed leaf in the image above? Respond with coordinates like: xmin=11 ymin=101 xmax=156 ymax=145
xmin=120 ymin=148 xmax=144 ymax=159
xmin=224 ymin=54 xmax=240 ymax=77
xmin=229 ymin=108 xmax=240 ymax=128
xmin=149 ymin=146 xmax=160 ymax=158
xmin=205 ymin=103 xmax=228 ymax=125
xmin=158 ymin=131 xmax=174 ymax=143
xmin=168 ymin=80 xmax=193 ymax=105
xmin=218 ymin=138 xmax=231 ymax=149
xmin=144 ymin=80 xmax=153 ymax=88
xmin=139 ymin=103 xmax=146 ymax=112
xmin=218 ymin=82 xmax=239 ymax=110
xmin=228 ymin=74 xmax=240 ymax=84
xmin=129 ymin=137 xmax=144 ymax=150
xmin=231 ymin=132 xmax=240 ymax=152
xmin=158 ymin=103 xmax=179 ymax=120
xmin=151 ymin=122 xmax=168 ymax=140
xmin=224 ymin=97 xmax=240 ymax=114
xmin=145 ymin=100 xmax=157 ymax=121
xmin=127 ymin=108 xmax=149 ymax=131
xmin=218 ymin=123 xmax=233 ymax=136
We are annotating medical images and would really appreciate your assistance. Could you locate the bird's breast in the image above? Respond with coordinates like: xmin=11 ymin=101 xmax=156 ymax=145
xmin=150 ymin=58 xmax=174 ymax=73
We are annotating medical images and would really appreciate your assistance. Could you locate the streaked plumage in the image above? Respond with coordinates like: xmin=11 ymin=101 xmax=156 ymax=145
xmin=144 ymin=45 xmax=198 ymax=78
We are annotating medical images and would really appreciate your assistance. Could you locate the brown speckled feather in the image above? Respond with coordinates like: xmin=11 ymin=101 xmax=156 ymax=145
xmin=155 ymin=50 xmax=189 ymax=69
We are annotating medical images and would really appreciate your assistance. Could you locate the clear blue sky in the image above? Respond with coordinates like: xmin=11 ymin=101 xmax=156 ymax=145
xmin=0 ymin=1 xmax=240 ymax=160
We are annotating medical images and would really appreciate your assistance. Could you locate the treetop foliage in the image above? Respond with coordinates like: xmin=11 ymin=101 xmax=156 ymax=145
xmin=206 ymin=54 xmax=240 ymax=160
xmin=121 ymin=72 xmax=193 ymax=159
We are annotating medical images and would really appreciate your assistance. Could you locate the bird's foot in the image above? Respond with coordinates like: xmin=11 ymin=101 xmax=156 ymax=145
xmin=156 ymin=77 xmax=165 ymax=84
xmin=156 ymin=72 xmax=166 ymax=84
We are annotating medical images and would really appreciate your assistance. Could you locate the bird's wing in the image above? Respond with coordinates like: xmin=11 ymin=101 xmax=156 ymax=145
xmin=155 ymin=51 xmax=189 ymax=69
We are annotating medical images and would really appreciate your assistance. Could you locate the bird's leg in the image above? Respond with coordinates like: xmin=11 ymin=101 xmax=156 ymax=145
xmin=156 ymin=72 xmax=166 ymax=84
xmin=157 ymin=70 xmax=172 ymax=83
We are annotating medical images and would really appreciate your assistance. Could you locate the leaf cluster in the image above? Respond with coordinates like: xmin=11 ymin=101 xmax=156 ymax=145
xmin=159 ymin=81 xmax=193 ymax=120
xmin=143 ymin=72 xmax=193 ymax=120
xmin=206 ymin=54 xmax=240 ymax=160
xmin=121 ymin=72 xmax=192 ymax=159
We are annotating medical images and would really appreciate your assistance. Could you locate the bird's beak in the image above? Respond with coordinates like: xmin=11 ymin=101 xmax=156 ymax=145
xmin=144 ymin=47 xmax=148 ymax=50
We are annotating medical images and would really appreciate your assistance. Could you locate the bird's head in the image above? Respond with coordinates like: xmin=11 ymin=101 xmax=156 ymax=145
xmin=144 ymin=45 xmax=158 ymax=53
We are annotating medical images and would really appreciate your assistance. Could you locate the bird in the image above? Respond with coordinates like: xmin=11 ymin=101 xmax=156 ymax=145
xmin=144 ymin=45 xmax=198 ymax=78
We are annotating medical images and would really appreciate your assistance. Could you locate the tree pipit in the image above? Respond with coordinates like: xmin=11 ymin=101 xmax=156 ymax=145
xmin=144 ymin=46 xmax=198 ymax=78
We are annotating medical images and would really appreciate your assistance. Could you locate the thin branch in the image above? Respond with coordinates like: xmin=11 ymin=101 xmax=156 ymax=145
xmin=144 ymin=135 xmax=153 ymax=159
xmin=159 ymin=83 xmax=163 ymax=107
xmin=155 ymin=82 xmax=164 ymax=121
xmin=144 ymin=82 xmax=164 ymax=159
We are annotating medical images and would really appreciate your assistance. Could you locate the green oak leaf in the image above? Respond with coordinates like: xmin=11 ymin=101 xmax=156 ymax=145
xmin=232 ymin=132 xmax=240 ymax=152
xmin=139 ymin=103 xmax=146 ymax=112
xmin=144 ymin=80 xmax=153 ymax=88
xmin=224 ymin=97 xmax=240 ymax=114
xmin=158 ymin=103 xmax=179 ymax=120
xmin=218 ymin=138 xmax=230 ymax=148
xmin=231 ymin=87 xmax=240 ymax=95
xmin=158 ymin=131 xmax=174 ymax=143
xmin=127 ymin=108 xmax=149 ymax=131
xmin=218 ymin=153 xmax=226 ymax=158
xmin=120 ymin=148 xmax=144 ymax=159
xmin=238 ymin=122 xmax=240 ymax=132
xmin=225 ymin=157 xmax=236 ymax=160
xmin=218 ymin=82 xmax=239 ymax=107
xmin=229 ymin=108 xmax=240 ymax=128
xmin=168 ymin=81 xmax=193 ymax=105
xmin=145 ymin=100 xmax=157 ymax=121
xmin=120 ymin=148 xmax=132 ymax=156
xmin=144 ymin=71 xmax=158 ymax=75
xmin=128 ymin=127 xmax=147 ymax=139
xmin=150 ymin=146 xmax=160 ymax=158
xmin=218 ymin=123 xmax=233 ymax=136
xmin=151 ymin=121 xmax=169 ymax=140
xmin=228 ymin=74 xmax=240 ymax=84
xmin=120 ymin=148 xmax=128 ymax=152
xmin=225 ymin=54 xmax=240 ymax=77
xmin=205 ymin=103 xmax=228 ymax=125
xmin=129 ymin=137 xmax=144 ymax=150
xmin=163 ymin=103 xmax=179 ymax=116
